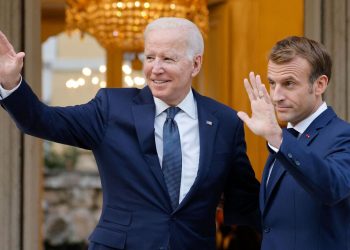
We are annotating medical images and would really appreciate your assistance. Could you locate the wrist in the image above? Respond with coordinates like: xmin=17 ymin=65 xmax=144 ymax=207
xmin=266 ymin=128 xmax=283 ymax=149
xmin=1 ymin=75 xmax=21 ymax=90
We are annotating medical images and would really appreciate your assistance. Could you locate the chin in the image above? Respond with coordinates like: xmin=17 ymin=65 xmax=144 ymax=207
xmin=276 ymin=114 xmax=289 ymax=124
xmin=151 ymin=91 xmax=170 ymax=103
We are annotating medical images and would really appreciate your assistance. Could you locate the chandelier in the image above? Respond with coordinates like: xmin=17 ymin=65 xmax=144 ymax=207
xmin=65 ymin=0 xmax=209 ymax=51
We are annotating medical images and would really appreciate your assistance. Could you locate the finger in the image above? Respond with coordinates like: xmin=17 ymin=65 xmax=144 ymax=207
xmin=0 ymin=31 xmax=16 ymax=56
xmin=237 ymin=111 xmax=254 ymax=130
xmin=243 ymin=78 xmax=256 ymax=101
xmin=17 ymin=52 xmax=25 ymax=58
xmin=249 ymin=71 xmax=257 ymax=88
xmin=237 ymin=111 xmax=250 ymax=124
xmin=16 ymin=52 xmax=25 ymax=65
xmin=249 ymin=72 xmax=259 ymax=98
xmin=255 ymin=75 xmax=264 ymax=98
xmin=260 ymin=84 xmax=271 ymax=104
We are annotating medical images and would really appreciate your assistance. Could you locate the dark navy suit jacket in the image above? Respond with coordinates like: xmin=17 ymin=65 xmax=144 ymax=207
xmin=260 ymin=107 xmax=350 ymax=250
xmin=1 ymin=81 xmax=260 ymax=250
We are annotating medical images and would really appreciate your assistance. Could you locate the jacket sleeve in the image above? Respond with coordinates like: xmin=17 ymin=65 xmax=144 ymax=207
xmin=223 ymin=119 xmax=261 ymax=230
xmin=277 ymin=128 xmax=350 ymax=206
xmin=0 ymin=80 xmax=109 ymax=150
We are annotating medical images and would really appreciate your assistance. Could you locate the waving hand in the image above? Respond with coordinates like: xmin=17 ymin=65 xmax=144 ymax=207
xmin=237 ymin=72 xmax=283 ymax=148
xmin=0 ymin=31 xmax=25 ymax=89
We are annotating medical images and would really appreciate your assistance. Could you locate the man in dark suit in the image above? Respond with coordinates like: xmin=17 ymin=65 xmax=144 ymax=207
xmin=0 ymin=17 xmax=260 ymax=249
xmin=238 ymin=36 xmax=350 ymax=250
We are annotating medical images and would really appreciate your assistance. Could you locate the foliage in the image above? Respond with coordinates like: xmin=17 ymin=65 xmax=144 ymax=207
xmin=44 ymin=141 xmax=79 ymax=170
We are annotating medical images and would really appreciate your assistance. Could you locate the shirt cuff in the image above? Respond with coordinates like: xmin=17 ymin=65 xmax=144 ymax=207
xmin=0 ymin=75 xmax=22 ymax=99
xmin=267 ymin=142 xmax=279 ymax=153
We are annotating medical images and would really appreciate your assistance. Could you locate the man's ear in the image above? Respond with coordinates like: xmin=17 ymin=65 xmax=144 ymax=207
xmin=314 ymin=75 xmax=328 ymax=96
xmin=191 ymin=55 xmax=202 ymax=77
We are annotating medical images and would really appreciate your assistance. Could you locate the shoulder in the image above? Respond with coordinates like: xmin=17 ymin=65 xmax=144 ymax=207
xmin=324 ymin=107 xmax=350 ymax=131
xmin=95 ymin=87 xmax=143 ymax=104
xmin=97 ymin=87 xmax=141 ymax=97
xmin=195 ymin=92 xmax=239 ymax=121
xmin=329 ymin=116 xmax=350 ymax=135
xmin=316 ymin=109 xmax=350 ymax=144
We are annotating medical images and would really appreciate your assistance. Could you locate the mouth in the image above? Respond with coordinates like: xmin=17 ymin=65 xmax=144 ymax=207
xmin=151 ymin=79 xmax=170 ymax=84
xmin=275 ymin=106 xmax=291 ymax=112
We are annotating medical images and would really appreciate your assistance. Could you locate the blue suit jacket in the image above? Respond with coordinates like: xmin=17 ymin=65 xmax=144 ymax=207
xmin=1 ymin=81 xmax=260 ymax=250
xmin=260 ymin=107 xmax=350 ymax=250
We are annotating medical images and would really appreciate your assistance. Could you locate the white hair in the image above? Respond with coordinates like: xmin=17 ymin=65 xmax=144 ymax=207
xmin=144 ymin=17 xmax=204 ymax=58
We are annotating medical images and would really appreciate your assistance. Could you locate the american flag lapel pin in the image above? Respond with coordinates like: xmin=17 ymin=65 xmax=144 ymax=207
xmin=206 ymin=120 xmax=213 ymax=126
xmin=306 ymin=134 xmax=310 ymax=138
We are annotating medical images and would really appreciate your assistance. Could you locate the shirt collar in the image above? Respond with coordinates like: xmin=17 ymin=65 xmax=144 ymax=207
xmin=154 ymin=89 xmax=197 ymax=119
xmin=287 ymin=102 xmax=327 ymax=134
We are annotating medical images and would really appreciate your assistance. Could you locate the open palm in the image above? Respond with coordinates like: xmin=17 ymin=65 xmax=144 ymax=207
xmin=0 ymin=31 xmax=25 ymax=88
xmin=237 ymin=72 xmax=281 ymax=140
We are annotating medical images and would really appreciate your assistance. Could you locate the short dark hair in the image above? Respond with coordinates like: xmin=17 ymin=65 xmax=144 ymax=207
xmin=269 ymin=36 xmax=332 ymax=84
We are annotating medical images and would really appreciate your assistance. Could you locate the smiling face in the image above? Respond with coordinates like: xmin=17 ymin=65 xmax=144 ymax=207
xmin=143 ymin=28 xmax=202 ymax=106
xmin=268 ymin=56 xmax=327 ymax=126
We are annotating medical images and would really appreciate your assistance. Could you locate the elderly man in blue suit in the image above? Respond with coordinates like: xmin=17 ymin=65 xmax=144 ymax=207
xmin=0 ymin=17 xmax=260 ymax=249
xmin=238 ymin=36 xmax=350 ymax=250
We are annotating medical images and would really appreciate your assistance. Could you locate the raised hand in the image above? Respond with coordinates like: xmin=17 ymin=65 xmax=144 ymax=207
xmin=237 ymin=72 xmax=283 ymax=148
xmin=0 ymin=31 xmax=25 ymax=89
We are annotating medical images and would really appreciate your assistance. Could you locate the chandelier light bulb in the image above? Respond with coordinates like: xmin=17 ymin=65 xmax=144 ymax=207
xmin=99 ymin=65 xmax=107 ymax=73
xmin=100 ymin=81 xmax=107 ymax=88
xmin=66 ymin=0 xmax=208 ymax=51
xmin=66 ymin=79 xmax=75 ymax=88
xmin=124 ymin=76 xmax=134 ymax=86
xmin=92 ymin=76 xmax=100 ymax=85
xmin=122 ymin=64 xmax=132 ymax=75
xmin=134 ymin=76 xmax=145 ymax=86
xmin=77 ymin=78 xmax=86 ymax=86
xmin=82 ymin=67 xmax=92 ymax=76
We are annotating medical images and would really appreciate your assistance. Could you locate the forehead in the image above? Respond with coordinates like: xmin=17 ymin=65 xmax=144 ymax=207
xmin=144 ymin=28 xmax=187 ymax=52
xmin=267 ymin=56 xmax=311 ymax=81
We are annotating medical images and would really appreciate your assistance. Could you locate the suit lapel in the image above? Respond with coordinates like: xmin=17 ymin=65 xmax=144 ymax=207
xmin=299 ymin=107 xmax=336 ymax=145
xmin=259 ymin=154 xmax=275 ymax=213
xmin=176 ymin=91 xmax=219 ymax=211
xmin=131 ymin=87 xmax=169 ymax=199
xmin=263 ymin=157 xmax=287 ymax=210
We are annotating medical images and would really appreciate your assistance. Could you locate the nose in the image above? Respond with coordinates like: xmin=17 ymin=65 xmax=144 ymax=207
xmin=151 ymin=59 xmax=164 ymax=74
xmin=271 ymin=84 xmax=285 ymax=102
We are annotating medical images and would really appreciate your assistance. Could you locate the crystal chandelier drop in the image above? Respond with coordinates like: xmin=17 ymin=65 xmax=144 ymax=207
xmin=66 ymin=0 xmax=209 ymax=51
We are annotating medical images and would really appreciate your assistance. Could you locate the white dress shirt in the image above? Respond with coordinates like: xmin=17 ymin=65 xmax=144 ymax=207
xmin=154 ymin=90 xmax=200 ymax=203
xmin=286 ymin=102 xmax=328 ymax=134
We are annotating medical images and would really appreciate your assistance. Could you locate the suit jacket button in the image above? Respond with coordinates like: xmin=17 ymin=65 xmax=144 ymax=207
xmin=288 ymin=153 xmax=293 ymax=158
xmin=264 ymin=227 xmax=271 ymax=233
xmin=295 ymin=160 xmax=300 ymax=166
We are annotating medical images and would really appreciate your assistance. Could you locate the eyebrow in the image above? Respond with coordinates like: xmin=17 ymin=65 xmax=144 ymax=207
xmin=268 ymin=76 xmax=297 ymax=82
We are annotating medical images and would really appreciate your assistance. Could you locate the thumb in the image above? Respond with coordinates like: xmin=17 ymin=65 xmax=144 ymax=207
xmin=17 ymin=51 xmax=25 ymax=58
xmin=15 ymin=52 xmax=25 ymax=70
xmin=237 ymin=111 xmax=249 ymax=124
xmin=16 ymin=52 xmax=25 ymax=62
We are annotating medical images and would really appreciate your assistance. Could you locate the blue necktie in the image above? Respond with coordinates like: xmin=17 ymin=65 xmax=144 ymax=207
xmin=162 ymin=107 xmax=182 ymax=210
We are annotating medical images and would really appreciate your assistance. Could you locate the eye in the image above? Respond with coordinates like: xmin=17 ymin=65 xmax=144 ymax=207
xmin=145 ymin=56 xmax=155 ymax=62
xmin=164 ymin=57 xmax=175 ymax=63
xmin=285 ymin=81 xmax=295 ymax=87
xmin=268 ymin=80 xmax=276 ymax=88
